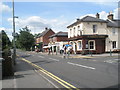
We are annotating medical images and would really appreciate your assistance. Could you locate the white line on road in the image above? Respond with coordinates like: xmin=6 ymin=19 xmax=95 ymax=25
xmin=49 ymin=58 xmax=59 ymax=61
xmin=67 ymin=62 xmax=96 ymax=70
xmin=38 ymin=56 xmax=45 ymax=58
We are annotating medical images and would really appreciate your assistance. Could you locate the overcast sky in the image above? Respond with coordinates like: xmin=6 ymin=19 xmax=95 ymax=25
xmin=1 ymin=1 xmax=119 ymax=40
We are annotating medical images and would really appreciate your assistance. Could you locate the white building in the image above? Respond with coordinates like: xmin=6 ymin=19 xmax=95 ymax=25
xmin=67 ymin=13 xmax=120 ymax=54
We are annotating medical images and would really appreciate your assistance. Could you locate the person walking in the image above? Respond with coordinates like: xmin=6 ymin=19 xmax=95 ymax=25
xmin=63 ymin=45 xmax=67 ymax=58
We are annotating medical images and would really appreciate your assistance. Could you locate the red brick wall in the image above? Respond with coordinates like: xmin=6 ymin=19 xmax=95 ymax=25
xmin=43 ymin=30 xmax=55 ymax=45
xmin=50 ymin=36 xmax=68 ymax=42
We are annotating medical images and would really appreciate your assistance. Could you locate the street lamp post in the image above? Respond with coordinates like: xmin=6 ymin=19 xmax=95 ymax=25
xmin=12 ymin=0 xmax=18 ymax=65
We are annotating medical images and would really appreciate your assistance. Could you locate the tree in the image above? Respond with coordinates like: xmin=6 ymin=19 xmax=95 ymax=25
xmin=1 ymin=30 xmax=11 ymax=50
xmin=16 ymin=26 xmax=35 ymax=51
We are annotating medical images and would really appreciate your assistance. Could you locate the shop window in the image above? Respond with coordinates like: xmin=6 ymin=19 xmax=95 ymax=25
xmin=89 ymin=40 xmax=95 ymax=50
xmin=112 ymin=41 xmax=116 ymax=49
xmin=78 ymin=41 xmax=82 ymax=50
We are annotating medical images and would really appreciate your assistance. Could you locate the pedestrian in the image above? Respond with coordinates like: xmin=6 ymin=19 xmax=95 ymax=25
xmin=63 ymin=45 xmax=67 ymax=58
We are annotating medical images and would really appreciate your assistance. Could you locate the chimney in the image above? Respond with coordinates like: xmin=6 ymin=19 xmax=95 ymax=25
xmin=107 ymin=12 xmax=113 ymax=20
xmin=96 ymin=13 xmax=100 ymax=19
xmin=45 ymin=27 xmax=48 ymax=30
xmin=76 ymin=18 xmax=80 ymax=21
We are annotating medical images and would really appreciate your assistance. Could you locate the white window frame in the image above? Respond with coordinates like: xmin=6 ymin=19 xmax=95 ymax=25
xmin=88 ymin=40 xmax=95 ymax=50
xmin=74 ymin=27 xmax=76 ymax=36
xmin=112 ymin=41 xmax=117 ymax=49
xmin=112 ymin=28 xmax=116 ymax=35
xmin=93 ymin=25 xmax=97 ymax=33
xmin=77 ymin=40 xmax=82 ymax=50
xmin=70 ymin=29 xmax=72 ymax=37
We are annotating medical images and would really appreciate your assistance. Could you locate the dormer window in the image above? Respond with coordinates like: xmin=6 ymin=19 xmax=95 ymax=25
xmin=93 ymin=25 xmax=97 ymax=33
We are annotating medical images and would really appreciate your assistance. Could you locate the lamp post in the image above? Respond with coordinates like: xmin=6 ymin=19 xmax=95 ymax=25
xmin=12 ymin=0 xmax=18 ymax=65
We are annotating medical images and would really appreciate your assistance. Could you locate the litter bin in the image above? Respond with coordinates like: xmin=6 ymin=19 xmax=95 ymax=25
xmin=2 ymin=56 xmax=14 ymax=77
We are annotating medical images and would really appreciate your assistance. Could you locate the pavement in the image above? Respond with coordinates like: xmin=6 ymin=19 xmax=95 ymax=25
xmin=2 ymin=56 xmax=56 ymax=89
xmin=33 ymin=51 xmax=119 ymax=59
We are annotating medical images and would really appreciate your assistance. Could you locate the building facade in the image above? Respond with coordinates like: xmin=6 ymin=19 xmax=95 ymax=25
xmin=49 ymin=31 xmax=68 ymax=53
xmin=67 ymin=13 xmax=120 ymax=54
xmin=35 ymin=28 xmax=55 ymax=51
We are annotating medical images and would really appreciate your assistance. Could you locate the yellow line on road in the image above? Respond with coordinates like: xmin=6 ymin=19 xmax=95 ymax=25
xmin=39 ymin=70 xmax=72 ymax=90
xmin=18 ymin=56 xmax=79 ymax=90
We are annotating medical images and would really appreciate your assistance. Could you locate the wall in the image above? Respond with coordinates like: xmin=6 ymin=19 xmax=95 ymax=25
xmin=83 ymin=22 xmax=107 ymax=35
xmin=43 ymin=30 xmax=55 ymax=46
xmin=105 ymin=27 xmax=119 ymax=52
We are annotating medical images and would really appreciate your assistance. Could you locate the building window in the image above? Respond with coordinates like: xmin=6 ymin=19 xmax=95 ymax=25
xmin=93 ymin=25 xmax=97 ymax=33
xmin=78 ymin=26 xmax=80 ymax=30
xmin=112 ymin=28 xmax=116 ymax=35
xmin=74 ymin=27 xmax=76 ymax=36
xmin=78 ymin=41 xmax=82 ymax=50
xmin=70 ymin=29 xmax=72 ymax=37
xmin=112 ymin=41 xmax=116 ymax=49
xmin=89 ymin=40 xmax=95 ymax=50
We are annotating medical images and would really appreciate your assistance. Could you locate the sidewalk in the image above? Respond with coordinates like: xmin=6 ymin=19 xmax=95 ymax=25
xmin=2 ymin=57 xmax=56 ymax=89
xmin=38 ymin=51 xmax=119 ymax=59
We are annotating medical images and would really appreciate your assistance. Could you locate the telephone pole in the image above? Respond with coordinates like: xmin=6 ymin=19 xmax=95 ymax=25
xmin=12 ymin=0 xmax=18 ymax=64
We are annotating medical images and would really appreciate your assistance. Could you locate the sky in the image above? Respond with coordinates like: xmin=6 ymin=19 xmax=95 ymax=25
xmin=0 ymin=1 xmax=120 ymax=40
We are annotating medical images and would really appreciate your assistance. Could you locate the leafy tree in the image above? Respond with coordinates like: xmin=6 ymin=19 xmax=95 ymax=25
xmin=16 ymin=26 xmax=35 ymax=51
xmin=1 ymin=30 xmax=11 ymax=50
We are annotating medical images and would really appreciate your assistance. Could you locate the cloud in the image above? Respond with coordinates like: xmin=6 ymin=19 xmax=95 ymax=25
xmin=0 ymin=3 xmax=12 ymax=13
xmin=79 ymin=8 xmax=119 ymax=20
xmin=7 ymin=15 xmax=69 ymax=35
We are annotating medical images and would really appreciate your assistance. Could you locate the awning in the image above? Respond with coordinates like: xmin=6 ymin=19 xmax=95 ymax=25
xmin=43 ymin=46 xmax=51 ymax=49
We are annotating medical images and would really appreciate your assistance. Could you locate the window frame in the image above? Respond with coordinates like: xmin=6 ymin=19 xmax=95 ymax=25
xmin=88 ymin=40 xmax=95 ymax=50
xmin=112 ymin=41 xmax=116 ymax=49
xmin=112 ymin=28 xmax=116 ymax=35
xmin=93 ymin=25 xmax=97 ymax=33
xmin=77 ymin=40 xmax=82 ymax=50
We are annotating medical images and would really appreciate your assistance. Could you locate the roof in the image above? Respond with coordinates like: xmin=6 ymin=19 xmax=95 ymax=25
xmin=107 ymin=19 xmax=120 ymax=28
xmin=49 ymin=31 xmax=68 ymax=38
xmin=36 ymin=28 xmax=54 ymax=38
xmin=67 ymin=16 xmax=107 ymax=28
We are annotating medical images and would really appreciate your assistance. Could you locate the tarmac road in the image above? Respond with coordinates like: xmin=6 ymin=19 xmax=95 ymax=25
xmin=16 ymin=50 xmax=119 ymax=89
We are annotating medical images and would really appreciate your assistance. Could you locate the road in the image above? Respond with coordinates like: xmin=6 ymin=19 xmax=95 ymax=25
xmin=16 ymin=50 xmax=119 ymax=89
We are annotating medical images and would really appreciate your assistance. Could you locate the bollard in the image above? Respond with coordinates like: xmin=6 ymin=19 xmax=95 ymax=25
xmin=110 ymin=49 xmax=112 ymax=56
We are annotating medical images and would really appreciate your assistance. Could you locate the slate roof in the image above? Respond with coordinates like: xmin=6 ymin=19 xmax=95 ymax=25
xmin=107 ymin=20 xmax=120 ymax=28
xmin=49 ymin=31 xmax=68 ymax=38
xmin=67 ymin=16 xmax=107 ymax=28
xmin=36 ymin=28 xmax=54 ymax=38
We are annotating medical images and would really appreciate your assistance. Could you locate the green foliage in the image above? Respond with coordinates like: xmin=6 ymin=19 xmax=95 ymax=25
xmin=1 ymin=30 xmax=11 ymax=50
xmin=16 ymin=26 xmax=35 ymax=51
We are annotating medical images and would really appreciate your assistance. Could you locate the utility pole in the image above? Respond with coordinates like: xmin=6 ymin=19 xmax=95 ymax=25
xmin=12 ymin=0 xmax=18 ymax=65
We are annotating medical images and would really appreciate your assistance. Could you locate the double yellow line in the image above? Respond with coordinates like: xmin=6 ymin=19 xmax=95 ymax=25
xmin=18 ymin=55 xmax=79 ymax=90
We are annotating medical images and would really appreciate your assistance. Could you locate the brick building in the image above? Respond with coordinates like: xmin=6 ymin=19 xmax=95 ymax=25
xmin=35 ymin=28 xmax=55 ymax=51
xmin=48 ymin=31 xmax=68 ymax=53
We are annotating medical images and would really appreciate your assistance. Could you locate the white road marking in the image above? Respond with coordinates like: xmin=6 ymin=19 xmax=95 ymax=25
xmin=104 ymin=59 xmax=118 ymax=63
xmin=67 ymin=62 xmax=96 ymax=70
xmin=35 ymin=70 xmax=59 ymax=88
xmin=114 ymin=59 xmax=120 ymax=61
xmin=38 ymin=56 xmax=45 ymax=58
xmin=49 ymin=58 xmax=59 ymax=61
